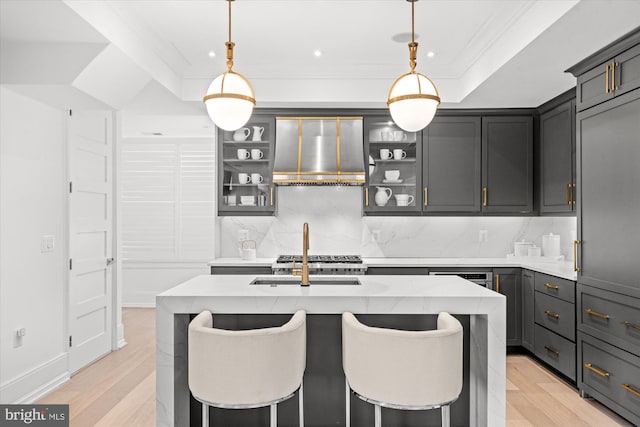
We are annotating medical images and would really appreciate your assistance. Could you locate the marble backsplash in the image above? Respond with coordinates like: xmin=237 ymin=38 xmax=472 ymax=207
xmin=218 ymin=186 xmax=577 ymax=259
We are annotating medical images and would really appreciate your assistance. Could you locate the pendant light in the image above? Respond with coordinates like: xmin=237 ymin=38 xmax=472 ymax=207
xmin=203 ymin=0 xmax=256 ymax=131
xmin=387 ymin=0 xmax=440 ymax=132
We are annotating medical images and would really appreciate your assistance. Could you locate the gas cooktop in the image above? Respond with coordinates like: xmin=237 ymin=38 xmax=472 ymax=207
xmin=276 ymin=255 xmax=363 ymax=264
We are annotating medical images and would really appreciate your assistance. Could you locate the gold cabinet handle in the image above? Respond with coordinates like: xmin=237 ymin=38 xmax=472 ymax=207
xmin=544 ymin=310 xmax=560 ymax=319
xmin=424 ymin=187 xmax=428 ymax=206
xmin=495 ymin=274 xmax=500 ymax=294
xmin=605 ymin=64 xmax=610 ymax=93
xmin=544 ymin=345 xmax=559 ymax=356
xmin=612 ymin=61 xmax=619 ymax=91
xmin=621 ymin=321 xmax=640 ymax=331
xmin=585 ymin=363 xmax=610 ymax=377
xmin=572 ymin=183 xmax=576 ymax=205
xmin=482 ymin=186 xmax=488 ymax=207
xmin=573 ymin=240 xmax=580 ymax=272
xmin=566 ymin=183 xmax=571 ymax=205
xmin=544 ymin=283 xmax=559 ymax=290
xmin=365 ymin=187 xmax=369 ymax=207
xmin=585 ymin=308 xmax=610 ymax=320
xmin=621 ymin=383 xmax=640 ymax=397
xmin=270 ymin=187 xmax=274 ymax=206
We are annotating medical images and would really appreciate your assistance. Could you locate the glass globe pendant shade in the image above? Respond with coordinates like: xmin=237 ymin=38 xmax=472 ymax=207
xmin=204 ymin=70 xmax=256 ymax=131
xmin=388 ymin=72 xmax=440 ymax=132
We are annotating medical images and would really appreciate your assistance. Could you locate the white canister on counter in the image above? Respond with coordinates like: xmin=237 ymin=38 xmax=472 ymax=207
xmin=528 ymin=245 xmax=541 ymax=257
xmin=542 ymin=233 xmax=561 ymax=258
xmin=514 ymin=240 xmax=534 ymax=257
xmin=241 ymin=240 xmax=257 ymax=261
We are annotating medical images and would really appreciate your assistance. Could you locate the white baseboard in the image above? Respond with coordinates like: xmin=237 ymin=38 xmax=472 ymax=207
xmin=0 ymin=353 xmax=69 ymax=404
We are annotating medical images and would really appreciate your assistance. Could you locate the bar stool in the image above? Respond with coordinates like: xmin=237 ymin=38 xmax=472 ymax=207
xmin=189 ymin=310 xmax=306 ymax=427
xmin=342 ymin=312 xmax=463 ymax=427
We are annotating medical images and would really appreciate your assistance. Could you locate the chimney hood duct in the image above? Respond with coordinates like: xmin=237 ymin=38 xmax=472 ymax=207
xmin=273 ymin=117 xmax=365 ymax=185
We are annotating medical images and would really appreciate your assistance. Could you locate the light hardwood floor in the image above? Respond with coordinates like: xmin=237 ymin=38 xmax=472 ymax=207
xmin=39 ymin=308 xmax=633 ymax=426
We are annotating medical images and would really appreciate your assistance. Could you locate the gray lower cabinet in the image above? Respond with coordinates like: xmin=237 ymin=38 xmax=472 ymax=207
xmin=481 ymin=117 xmax=533 ymax=213
xmin=534 ymin=324 xmax=576 ymax=381
xmin=576 ymin=90 xmax=640 ymax=298
xmin=531 ymin=271 xmax=577 ymax=382
xmin=422 ymin=116 xmax=481 ymax=213
xmin=578 ymin=332 xmax=640 ymax=425
xmin=521 ymin=270 xmax=535 ymax=352
xmin=493 ymin=268 xmax=522 ymax=346
xmin=540 ymin=99 xmax=576 ymax=213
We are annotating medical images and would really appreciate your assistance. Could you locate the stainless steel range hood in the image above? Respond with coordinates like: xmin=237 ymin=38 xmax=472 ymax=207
xmin=273 ymin=117 xmax=365 ymax=185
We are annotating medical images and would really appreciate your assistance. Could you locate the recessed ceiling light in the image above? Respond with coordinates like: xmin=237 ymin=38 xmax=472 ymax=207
xmin=208 ymin=51 xmax=216 ymax=58
xmin=427 ymin=51 xmax=435 ymax=58
xmin=313 ymin=50 xmax=322 ymax=57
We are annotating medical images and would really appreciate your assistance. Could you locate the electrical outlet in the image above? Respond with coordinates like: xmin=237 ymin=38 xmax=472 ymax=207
xmin=479 ymin=229 xmax=489 ymax=243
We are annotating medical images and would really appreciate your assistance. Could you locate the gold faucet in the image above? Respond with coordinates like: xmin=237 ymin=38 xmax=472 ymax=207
xmin=292 ymin=222 xmax=310 ymax=286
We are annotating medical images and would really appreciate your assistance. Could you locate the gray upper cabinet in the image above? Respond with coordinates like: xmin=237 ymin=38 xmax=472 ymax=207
xmin=576 ymin=90 xmax=640 ymax=298
xmin=540 ymin=99 xmax=576 ymax=214
xmin=218 ymin=115 xmax=277 ymax=216
xmin=571 ymin=29 xmax=640 ymax=112
xmin=481 ymin=116 xmax=534 ymax=213
xmin=422 ymin=116 xmax=481 ymax=213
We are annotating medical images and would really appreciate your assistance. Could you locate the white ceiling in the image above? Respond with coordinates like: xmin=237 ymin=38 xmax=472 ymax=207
xmin=1 ymin=0 xmax=640 ymax=110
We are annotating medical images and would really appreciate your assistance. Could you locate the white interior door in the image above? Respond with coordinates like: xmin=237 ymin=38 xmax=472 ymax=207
xmin=68 ymin=110 xmax=113 ymax=374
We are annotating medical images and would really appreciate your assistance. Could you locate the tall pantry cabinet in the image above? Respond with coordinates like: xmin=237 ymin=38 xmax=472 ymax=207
xmin=567 ymin=27 xmax=640 ymax=426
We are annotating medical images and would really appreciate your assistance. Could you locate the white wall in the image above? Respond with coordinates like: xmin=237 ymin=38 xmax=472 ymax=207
xmin=0 ymin=87 xmax=68 ymax=403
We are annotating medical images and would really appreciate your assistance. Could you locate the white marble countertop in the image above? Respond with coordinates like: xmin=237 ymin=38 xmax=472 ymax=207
xmin=158 ymin=274 xmax=503 ymax=308
xmin=208 ymin=257 xmax=577 ymax=281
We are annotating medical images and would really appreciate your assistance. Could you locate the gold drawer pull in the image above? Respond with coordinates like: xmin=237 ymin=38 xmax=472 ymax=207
xmin=424 ymin=187 xmax=428 ymax=206
xmin=270 ymin=187 xmax=274 ymax=206
xmin=605 ymin=64 xmax=610 ymax=93
xmin=585 ymin=363 xmax=610 ymax=377
xmin=573 ymin=240 xmax=580 ymax=272
xmin=621 ymin=383 xmax=640 ymax=397
xmin=365 ymin=187 xmax=369 ymax=206
xmin=585 ymin=308 xmax=610 ymax=320
xmin=544 ymin=346 xmax=559 ymax=356
xmin=621 ymin=321 xmax=640 ymax=331
xmin=566 ymin=183 xmax=571 ymax=205
xmin=544 ymin=283 xmax=559 ymax=290
xmin=544 ymin=310 xmax=559 ymax=319
xmin=482 ymin=186 xmax=488 ymax=207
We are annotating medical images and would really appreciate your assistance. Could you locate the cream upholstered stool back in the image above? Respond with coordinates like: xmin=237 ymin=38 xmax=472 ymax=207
xmin=342 ymin=312 xmax=463 ymax=427
xmin=189 ymin=310 xmax=306 ymax=427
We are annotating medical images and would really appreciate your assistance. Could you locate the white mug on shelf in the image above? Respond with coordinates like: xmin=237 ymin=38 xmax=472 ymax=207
xmin=384 ymin=170 xmax=400 ymax=181
xmin=395 ymin=193 xmax=414 ymax=206
xmin=238 ymin=173 xmax=251 ymax=184
xmin=237 ymin=148 xmax=250 ymax=160
xmin=379 ymin=148 xmax=393 ymax=160
xmin=393 ymin=130 xmax=408 ymax=141
xmin=251 ymin=149 xmax=263 ymax=160
xmin=393 ymin=149 xmax=407 ymax=160
xmin=251 ymin=173 xmax=263 ymax=184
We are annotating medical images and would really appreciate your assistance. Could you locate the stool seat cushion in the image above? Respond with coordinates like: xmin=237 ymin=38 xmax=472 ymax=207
xmin=189 ymin=310 xmax=306 ymax=407
xmin=342 ymin=312 xmax=462 ymax=408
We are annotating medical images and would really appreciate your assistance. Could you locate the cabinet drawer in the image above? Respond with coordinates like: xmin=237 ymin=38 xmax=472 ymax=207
xmin=578 ymin=284 xmax=640 ymax=356
xmin=534 ymin=324 xmax=576 ymax=381
xmin=535 ymin=272 xmax=575 ymax=303
xmin=534 ymin=292 xmax=575 ymax=341
xmin=579 ymin=333 xmax=640 ymax=425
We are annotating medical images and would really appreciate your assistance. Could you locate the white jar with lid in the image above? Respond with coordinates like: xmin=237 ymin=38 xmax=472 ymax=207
xmin=514 ymin=240 xmax=534 ymax=257
xmin=542 ymin=233 xmax=561 ymax=258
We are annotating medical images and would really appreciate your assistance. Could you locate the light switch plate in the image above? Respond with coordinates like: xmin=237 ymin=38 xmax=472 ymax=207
xmin=41 ymin=235 xmax=55 ymax=252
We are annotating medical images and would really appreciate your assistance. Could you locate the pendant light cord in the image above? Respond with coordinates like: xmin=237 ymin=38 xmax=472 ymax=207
xmin=408 ymin=0 xmax=418 ymax=73
xmin=225 ymin=0 xmax=235 ymax=70
xmin=411 ymin=0 xmax=415 ymax=44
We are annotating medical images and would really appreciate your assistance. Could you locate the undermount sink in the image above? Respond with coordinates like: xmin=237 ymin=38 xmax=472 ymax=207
xmin=249 ymin=276 xmax=361 ymax=286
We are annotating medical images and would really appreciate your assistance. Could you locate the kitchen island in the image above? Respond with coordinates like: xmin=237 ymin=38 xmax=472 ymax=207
xmin=156 ymin=274 xmax=506 ymax=427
